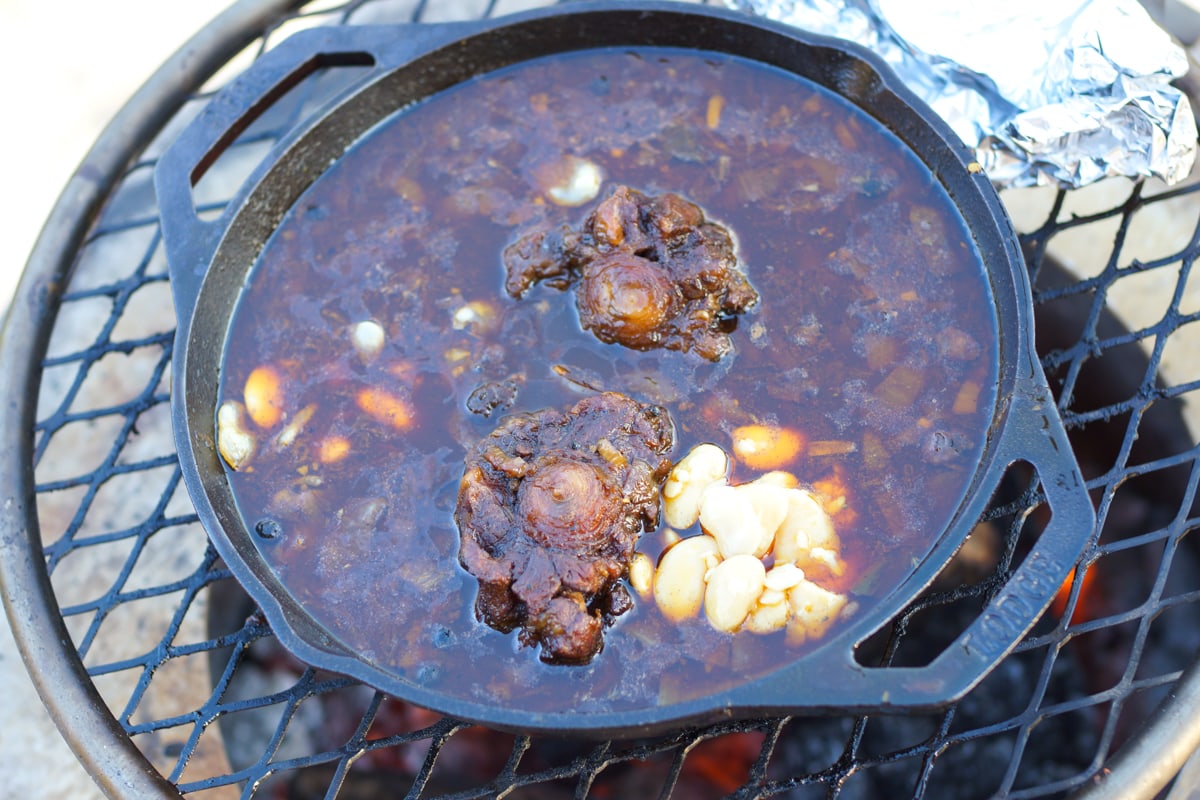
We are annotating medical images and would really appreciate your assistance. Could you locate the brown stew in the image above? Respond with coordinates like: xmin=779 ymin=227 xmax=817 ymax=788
xmin=218 ymin=48 xmax=998 ymax=712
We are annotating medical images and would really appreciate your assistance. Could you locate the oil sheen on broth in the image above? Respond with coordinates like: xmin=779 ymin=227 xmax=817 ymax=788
xmin=218 ymin=48 xmax=998 ymax=712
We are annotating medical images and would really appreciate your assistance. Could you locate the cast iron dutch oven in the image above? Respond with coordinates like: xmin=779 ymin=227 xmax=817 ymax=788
xmin=156 ymin=1 xmax=1095 ymax=736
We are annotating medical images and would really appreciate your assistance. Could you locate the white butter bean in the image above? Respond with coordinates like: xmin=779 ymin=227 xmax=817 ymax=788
xmin=703 ymin=554 xmax=766 ymax=632
xmin=629 ymin=552 xmax=654 ymax=597
xmin=774 ymin=488 xmax=838 ymax=564
xmin=699 ymin=481 xmax=789 ymax=559
xmin=786 ymin=578 xmax=849 ymax=644
xmin=745 ymin=598 xmax=789 ymax=634
xmin=217 ymin=401 xmax=255 ymax=470
xmin=663 ymin=443 xmax=729 ymax=529
xmin=699 ymin=484 xmax=764 ymax=558
xmin=764 ymin=562 xmax=806 ymax=592
xmin=654 ymin=535 xmax=720 ymax=622
xmin=738 ymin=482 xmax=789 ymax=556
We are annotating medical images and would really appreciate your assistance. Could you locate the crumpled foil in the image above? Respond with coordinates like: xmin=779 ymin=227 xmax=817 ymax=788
xmin=725 ymin=0 xmax=1198 ymax=189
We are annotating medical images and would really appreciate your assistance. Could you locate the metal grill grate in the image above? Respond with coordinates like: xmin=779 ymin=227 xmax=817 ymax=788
xmin=5 ymin=0 xmax=1200 ymax=797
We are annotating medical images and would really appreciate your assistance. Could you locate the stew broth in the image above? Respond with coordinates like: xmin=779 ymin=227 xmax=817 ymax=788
xmin=218 ymin=48 xmax=998 ymax=712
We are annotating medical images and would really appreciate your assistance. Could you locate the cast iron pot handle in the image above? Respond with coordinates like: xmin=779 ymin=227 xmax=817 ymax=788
xmin=155 ymin=22 xmax=475 ymax=328
xmin=730 ymin=356 xmax=1095 ymax=715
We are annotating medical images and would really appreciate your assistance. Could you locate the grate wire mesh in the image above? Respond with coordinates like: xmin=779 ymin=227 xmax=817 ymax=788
xmin=6 ymin=0 xmax=1200 ymax=797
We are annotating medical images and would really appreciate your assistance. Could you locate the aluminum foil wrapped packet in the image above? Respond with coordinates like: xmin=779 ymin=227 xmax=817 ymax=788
xmin=726 ymin=0 xmax=1198 ymax=188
